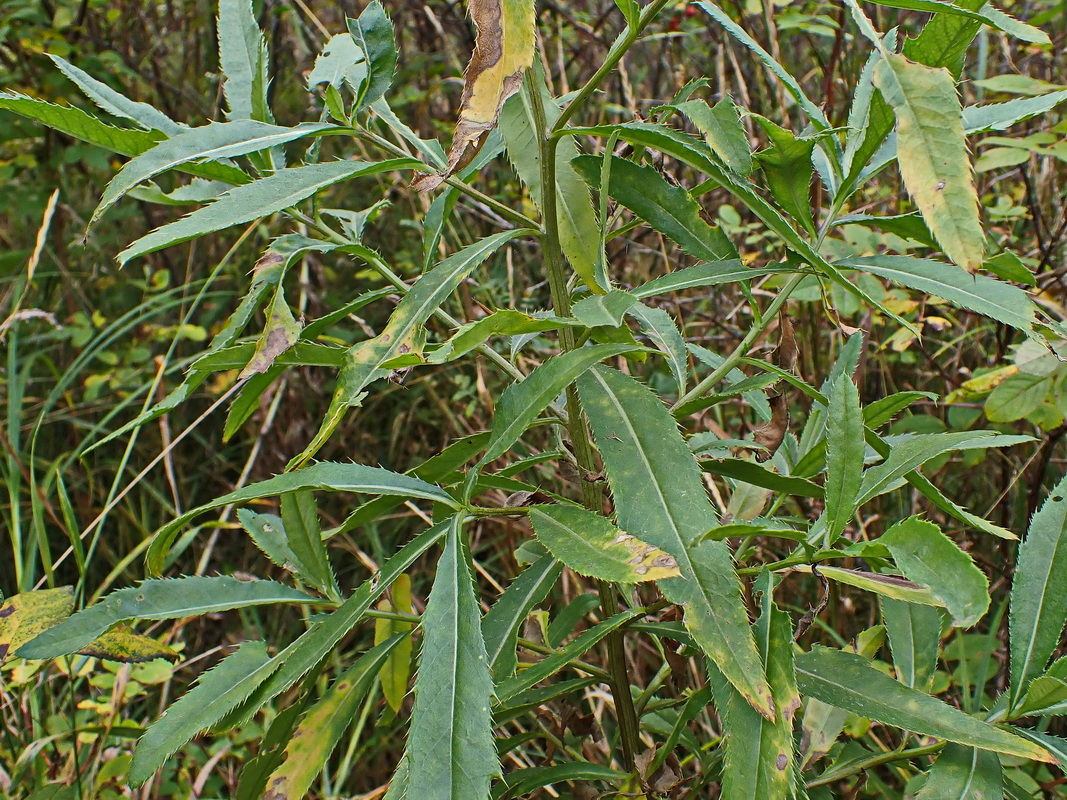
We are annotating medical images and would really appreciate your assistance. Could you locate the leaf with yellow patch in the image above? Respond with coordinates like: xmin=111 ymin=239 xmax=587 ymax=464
xmin=77 ymin=625 xmax=179 ymax=663
xmin=413 ymin=0 xmax=535 ymax=191
xmin=0 ymin=588 xmax=74 ymax=660
xmin=374 ymin=574 xmax=414 ymax=715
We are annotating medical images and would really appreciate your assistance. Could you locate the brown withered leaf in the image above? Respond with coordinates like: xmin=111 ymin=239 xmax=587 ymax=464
xmin=413 ymin=0 xmax=535 ymax=191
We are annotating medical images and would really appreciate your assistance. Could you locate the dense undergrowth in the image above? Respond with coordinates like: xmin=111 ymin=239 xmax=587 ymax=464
xmin=2 ymin=0 xmax=1067 ymax=797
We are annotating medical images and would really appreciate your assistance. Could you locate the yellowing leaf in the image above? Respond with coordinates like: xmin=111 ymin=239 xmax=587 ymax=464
xmin=0 ymin=588 xmax=74 ymax=660
xmin=413 ymin=0 xmax=535 ymax=191
xmin=874 ymin=54 xmax=984 ymax=271
xmin=77 ymin=625 xmax=178 ymax=663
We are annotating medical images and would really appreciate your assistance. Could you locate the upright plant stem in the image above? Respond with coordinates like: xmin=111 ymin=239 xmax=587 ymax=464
xmin=524 ymin=76 xmax=641 ymax=773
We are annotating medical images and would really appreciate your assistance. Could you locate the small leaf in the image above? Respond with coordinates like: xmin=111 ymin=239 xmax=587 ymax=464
xmin=308 ymin=34 xmax=367 ymax=92
xmin=627 ymin=303 xmax=688 ymax=396
xmin=675 ymin=96 xmax=752 ymax=176
xmin=795 ymin=647 xmax=1052 ymax=761
xmin=348 ymin=1 xmax=398 ymax=111
xmin=482 ymin=555 xmax=561 ymax=680
xmin=873 ymin=54 xmax=983 ymax=270
xmin=822 ymin=373 xmax=864 ymax=544
xmin=880 ymin=517 xmax=989 ymax=628
xmin=752 ymin=115 xmax=817 ymax=234
xmin=280 ymin=491 xmax=337 ymax=598
xmin=408 ymin=518 xmax=498 ymax=800
xmin=428 ymin=310 xmax=574 ymax=364
xmin=239 ymin=288 xmax=302 ymax=380
xmin=218 ymin=0 xmax=270 ymax=122
xmin=882 ymin=597 xmax=942 ymax=690
xmin=529 ymin=504 xmax=681 ymax=583
xmin=1009 ymin=475 xmax=1067 ymax=712
xmin=572 ymin=290 xmax=638 ymax=328
xmin=632 ymin=260 xmax=781 ymax=298
xmin=413 ymin=0 xmax=535 ymax=190
xmin=129 ymin=641 xmax=279 ymax=785
xmin=17 ymin=577 xmax=317 ymax=659
xmin=799 ymin=565 xmax=941 ymax=607
xmin=374 ymin=574 xmax=414 ymax=714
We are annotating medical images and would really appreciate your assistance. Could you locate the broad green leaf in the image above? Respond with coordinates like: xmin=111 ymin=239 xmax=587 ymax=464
xmin=129 ymin=641 xmax=279 ymax=786
xmin=375 ymin=575 xmax=414 ymax=713
xmin=873 ymin=53 xmax=983 ymax=270
xmin=413 ymin=0 xmax=535 ymax=190
xmin=309 ymin=34 xmax=368 ymax=92
xmin=477 ymin=344 xmax=635 ymax=468
xmin=578 ymin=365 xmax=774 ymax=718
xmin=348 ymin=1 xmax=398 ymax=111
xmin=985 ymin=372 xmax=1050 ymax=423
xmin=865 ymin=0 xmax=1047 ymax=43
xmin=482 ymin=555 xmax=562 ymax=680
xmin=17 ymin=577 xmax=316 ymax=659
xmin=632 ymin=260 xmax=781 ymax=298
xmin=0 ymin=588 xmax=74 ymax=659
xmin=857 ymin=431 xmax=1029 ymax=505
xmin=295 ymin=229 xmax=529 ymax=466
xmin=408 ymin=518 xmax=497 ymax=800
xmin=675 ymin=96 xmax=752 ymax=176
xmin=714 ymin=574 xmax=799 ymax=799
xmin=627 ymin=303 xmax=688 ymax=395
xmin=574 ymin=155 xmax=735 ymax=263
xmin=795 ymin=647 xmax=1052 ymax=760
xmin=280 ymin=491 xmax=337 ymax=599
xmin=0 ymin=93 xmax=249 ymax=185
xmin=1009 ymin=476 xmax=1067 ymax=712
xmin=47 ymin=53 xmax=182 ymax=135
xmin=263 ymin=636 xmax=405 ymax=799
xmin=494 ymin=608 xmax=646 ymax=704
xmin=92 ymin=121 xmax=334 ymax=227
xmin=914 ymin=744 xmax=1003 ymax=800
xmin=528 ymin=504 xmax=681 ymax=583
xmin=500 ymin=78 xmax=601 ymax=291
xmin=752 ymin=115 xmax=817 ymax=234
xmin=119 ymin=158 xmax=419 ymax=264
xmin=882 ymin=597 xmax=942 ymax=690
xmin=147 ymin=462 xmax=457 ymax=575
xmin=1013 ymin=674 xmax=1067 ymax=718
xmin=428 ymin=310 xmax=574 ymax=364
xmin=822 ymin=373 xmax=864 ymax=544
xmin=880 ymin=517 xmax=989 ymax=628
xmin=571 ymin=290 xmax=637 ymax=328
xmin=219 ymin=0 xmax=270 ymax=122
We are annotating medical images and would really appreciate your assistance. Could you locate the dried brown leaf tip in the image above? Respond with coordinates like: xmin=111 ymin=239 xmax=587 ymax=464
xmin=413 ymin=0 xmax=535 ymax=191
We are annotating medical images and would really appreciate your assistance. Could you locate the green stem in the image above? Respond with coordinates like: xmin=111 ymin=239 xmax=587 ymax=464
xmin=525 ymin=75 xmax=641 ymax=774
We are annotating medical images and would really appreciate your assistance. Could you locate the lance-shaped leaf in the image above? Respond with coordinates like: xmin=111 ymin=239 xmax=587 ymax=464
xmin=632 ymin=259 xmax=782 ymax=298
xmin=18 ymin=577 xmax=316 ymax=659
xmin=348 ymin=1 xmax=397 ymax=111
xmin=1009 ymin=475 xmax=1067 ymax=712
xmin=675 ymin=96 xmax=752 ymax=176
xmin=873 ymin=54 xmax=983 ymax=271
xmin=482 ymin=554 xmax=562 ymax=680
xmin=628 ymin=303 xmax=688 ymax=396
xmin=752 ymin=115 xmax=817 ymax=234
xmin=119 ymin=159 xmax=419 ymax=265
xmin=262 ymin=635 xmax=406 ymax=800
xmin=572 ymin=290 xmax=638 ymax=328
xmin=428 ymin=310 xmax=575 ymax=364
xmin=147 ymin=462 xmax=456 ymax=575
xmin=76 ymin=626 xmax=179 ymax=664
xmin=578 ymin=365 xmax=774 ymax=719
xmin=476 ymin=343 xmax=636 ymax=468
xmin=308 ymin=33 xmax=367 ymax=92
xmin=92 ymin=121 xmax=334 ymax=227
xmin=375 ymin=574 xmax=414 ymax=714
xmin=294 ymin=228 xmax=528 ymax=466
xmin=882 ymin=597 xmax=942 ymax=690
xmin=413 ymin=0 xmax=535 ymax=190
xmin=408 ymin=518 xmax=498 ymax=800
xmin=880 ymin=517 xmax=989 ymax=628
xmin=795 ymin=647 xmax=1052 ymax=761
xmin=822 ymin=373 xmax=864 ymax=544
xmin=795 ymin=565 xmax=940 ymax=607
xmin=219 ymin=0 xmax=270 ymax=122
xmin=529 ymin=504 xmax=681 ymax=583
xmin=279 ymin=491 xmax=337 ymax=599
xmin=914 ymin=743 xmax=1003 ymax=800
xmin=574 ymin=155 xmax=736 ymax=263
xmin=129 ymin=641 xmax=280 ymax=786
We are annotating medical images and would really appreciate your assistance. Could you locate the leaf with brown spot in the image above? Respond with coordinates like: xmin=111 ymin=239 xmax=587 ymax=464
xmin=412 ymin=0 xmax=535 ymax=191
xmin=77 ymin=625 xmax=178 ymax=663
xmin=0 ymin=588 xmax=74 ymax=661
xmin=239 ymin=288 xmax=302 ymax=380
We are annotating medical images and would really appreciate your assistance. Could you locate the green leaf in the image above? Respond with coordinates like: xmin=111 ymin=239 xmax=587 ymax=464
xmin=577 ymin=365 xmax=774 ymax=718
xmin=986 ymin=372 xmax=1050 ymax=423
xmin=499 ymin=78 xmax=601 ymax=291
xmin=482 ymin=555 xmax=561 ymax=680
xmin=295 ymin=228 xmax=529 ymax=467
xmin=477 ymin=344 xmax=635 ymax=469
xmin=752 ymin=115 xmax=817 ymax=234
xmin=408 ymin=518 xmax=497 ymax=800
xmin=713 ymin=574 xmax=800 ymax=799
xmin=46 ymin=53 xmax=182 ymax=135
xmin=675 ymin=96 xmax=752 ymax=176
xmin=263 ymin=636 xmax=405 ymax=799
xmin=873 ymin=53 xmax=983 ymax=270
xmin=699 ymin=458 xmax=823 ymax=498
xmin=428 ymin=310 xmax=574 ymax=364
xmin=571 ymin=290 xmax=638 ymax=328
xmin=92 ymin=121 xmax=334 ymax=227
xmin=882 ymin=597 xmax=942 ymax=690
xmin=631 ymin=260 xmax=781 ymax=298
xmin=627 ymin=303 xmax=688 ymax=395
xmin=119 ymin=158 xmax=418 ymax=264
xmin=806 ymin=565 xmax=941 ymax=606
xmin=239 ymin=282 xmax=303 ymax=381
xmin=963 ymin=90 xmax=1067 ymax=133
xmin=238 ymin=509 xmax=314 ymax=579
xmin=1013 ymin=673 xmax=1067 ymax=718
xmin=147 ymin=462 xmax=457 ymax=575
xmin=794 ymin=647 xmax=1052 ymax=760
xmin=218 ymin=0 xmax=270 ymax=122
xmin=375 ymin=574 xmax=414 ymax=713
xmin=865 ymin=0 xmax=1047 ymax=43
xmin=128 ymin=641 xmax=279 ymax=786
xmin=822 ymin=373 xmax=864 ymax=544
xmin=1008 ymin=727 xmax=1065 ymax=768
xmin=528 ymin=504 xmax=682 ymax=583
xmin=308 ymin=33 xmax=367 ymax=92
xmin=1009 ymin=476 xmax=1067 ymax=712
xmin=18 ymin=577 xmax=315 ymax=659
xmin=914 ymin=744 xmax=1003 ymax=800
xmin=574 ymin=155 xmax=735 ymax=263
xmin=880 ymin=517 xmax=989 ymax=628
xmin=280 ymin=491 xmax=337 ymax=599
xmin=494 ymin=763 xmax=627 ymax=800
xmin=348 ymin=1 xmax=397 ymax=111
